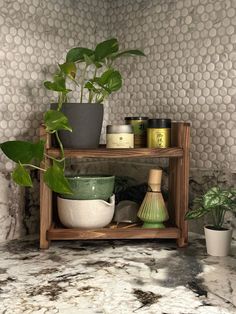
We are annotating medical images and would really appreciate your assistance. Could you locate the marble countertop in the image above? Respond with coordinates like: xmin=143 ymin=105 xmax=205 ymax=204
xmin=0 ymin=233 xmax=235 ymax=314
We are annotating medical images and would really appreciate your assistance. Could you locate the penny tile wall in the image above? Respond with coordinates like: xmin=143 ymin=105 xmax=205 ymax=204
xmin=0 ymin=0 xmax=108 ymax=171
xmin=107 ymin=0 xmax=236 ymax=172
xmin=0 ymin=0 xmax=108 ymax=241
xmin=0 ymin=0 xmax=235 ymax=241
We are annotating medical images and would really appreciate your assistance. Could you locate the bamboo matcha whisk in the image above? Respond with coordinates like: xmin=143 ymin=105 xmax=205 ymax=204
xmin=137 ymin=169 xmax=169 ymax=228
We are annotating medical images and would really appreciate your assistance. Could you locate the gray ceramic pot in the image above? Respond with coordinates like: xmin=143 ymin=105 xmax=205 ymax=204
xmin=52 ymin=103 xmax=104 ymax=149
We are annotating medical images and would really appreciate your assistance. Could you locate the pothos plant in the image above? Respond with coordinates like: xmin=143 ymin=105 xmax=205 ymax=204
xmin=44 ymin=37 xmax=145 ymax=103
xmin=185 ymin=186 xmax=236 ymax=230
xmin=0 ymin=38 xmax=144 ymax=194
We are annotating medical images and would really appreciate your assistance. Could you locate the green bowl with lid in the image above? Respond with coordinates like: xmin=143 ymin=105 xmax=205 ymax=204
xmin=60 ymin=175 xmax=115 ymax=200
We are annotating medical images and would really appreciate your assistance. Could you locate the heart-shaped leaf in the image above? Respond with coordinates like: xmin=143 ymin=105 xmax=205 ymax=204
xmin=12 ymin=163 xmax=33 ymax=187
xmin=111 ymin=49 xmax=145 ymax=60
xmin=106 ymin=70 xmax=122 ymax=92
xmin=59 ymin=62 xmax=76 ymax=79
xmin=66 ymin=47 xmax=94 ymax=62
xmin=44 ymin=75 xmax=71 ymax=94
xmin=1 ymin=141 xmax=41 ymax=164
xmin=43 ymin=161 xmax=73 ymax=194
xmin=32 ymin=140 xmax=45 ymax=164
xmin=44 ymin=110 xmax=72 ymax=133
xmin=95 ymin=38 xmax=119 ymax=61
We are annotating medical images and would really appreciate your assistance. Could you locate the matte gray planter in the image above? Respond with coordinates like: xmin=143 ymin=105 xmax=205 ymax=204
xmin=52 ymin=103 xmax=104 ymax=149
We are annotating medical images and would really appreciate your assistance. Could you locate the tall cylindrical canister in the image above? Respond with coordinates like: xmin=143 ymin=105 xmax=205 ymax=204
xmin=106 ymin=125 xmax=134 ymax=148
xmin=125 ymin=117 xmax=148 ymax=148
xmin=147 ymin=119 xmax=171 ymax=148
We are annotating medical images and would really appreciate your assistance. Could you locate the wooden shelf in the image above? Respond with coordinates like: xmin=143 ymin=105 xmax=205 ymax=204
xmin=40 ymin=122 xmax=190 ymax=249
xmin=47 ymin=147 xmax=183 ymax=159
xmin=47 ymin=224 xmax=180 ymax=240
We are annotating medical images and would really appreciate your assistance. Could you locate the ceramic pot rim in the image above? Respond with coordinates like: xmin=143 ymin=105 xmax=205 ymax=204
xmin=66 ymin=175 xmax=115 ymax=180
xmin=204 ymin=225 xmax=232 ymax=232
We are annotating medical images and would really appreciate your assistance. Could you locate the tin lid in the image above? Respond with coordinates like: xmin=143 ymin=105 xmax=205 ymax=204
xmin=148 ymin=118 xmax=171 ymax=128
xmin=125 ymin=117 xmax=149 ymax=121
xmin=106 ymin=124 xmax=133 ymax=134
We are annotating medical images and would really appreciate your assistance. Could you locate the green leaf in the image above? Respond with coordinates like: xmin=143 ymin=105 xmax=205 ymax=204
xmin=111 ymin=49 xmax=145 ymax=60
xmin=12 ymin=163 xmax=33 ymax=187
xmin=1 ymin=141 xmax=36 ymax=163
xmin=59 ymin=62 xmax=76 ymax=79
xmin=95 ymin=38 xmax=119 ymax=61
xmin=84 ymin=54 xmax=95 ymax=65
xmin=98 ymin=68 xmax=115 ymax=84
xmin=94 ymin=69 xmax=122 ymax=92
xmin=203 ymin=187 xmax=225 ymax=208
xmin=44 ymin=110 xmax=72 ymax=133
xmin=106 ymin=70 xmax=122 ymax=92
xmin=185 ymin=207 xmax=210 ymax=220
xmin=32 ymin=140 xmax=45 ymax=163
xmin=44 ymin=75 xmax=71 ymax=94
xmin=43 ymin=161 xmax=73 ymax=194
xmin=66 ymin=47 xmax=94 ymax=62
xmin=85 ymin=81 xmax=100 ymax=93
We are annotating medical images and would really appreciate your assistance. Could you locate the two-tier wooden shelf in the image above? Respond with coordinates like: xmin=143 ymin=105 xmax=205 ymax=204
xmin=39 ymin=122 xmax=190 ymax=249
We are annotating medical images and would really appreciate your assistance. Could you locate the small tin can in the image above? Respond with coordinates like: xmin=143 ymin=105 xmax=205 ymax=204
xmin=106 ymin=125 xmax=134 ymax=148
xmin=147 ymin=119 xmax=171 ymax=148
xmin=125 ymin=117 xmax=148 ymax=148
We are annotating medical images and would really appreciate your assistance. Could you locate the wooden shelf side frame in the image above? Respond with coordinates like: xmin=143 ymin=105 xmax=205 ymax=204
xmin=168 ymin=122 xmax=190 ymax=247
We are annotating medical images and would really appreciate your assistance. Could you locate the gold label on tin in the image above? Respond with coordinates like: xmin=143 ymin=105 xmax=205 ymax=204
xmin=106 ymin=133 xmax=134 ymax=148
xmin=147 ymin=128 xmax=170 ymax=148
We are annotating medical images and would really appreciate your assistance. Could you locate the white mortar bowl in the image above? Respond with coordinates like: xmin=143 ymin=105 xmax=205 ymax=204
xmin=57 ymin=194 xmax=115 ymax=229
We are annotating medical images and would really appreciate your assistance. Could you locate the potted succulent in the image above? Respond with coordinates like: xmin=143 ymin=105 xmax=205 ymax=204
xmin=185 ymin=186 xmax=236 ymax=256
xmin=45 ymin=37 xmax=145 ymax=148
xmin=0 ymin=38 xmax=144 ymax=194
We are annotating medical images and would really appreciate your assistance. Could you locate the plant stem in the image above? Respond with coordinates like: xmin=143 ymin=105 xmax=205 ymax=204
xmin=57 ymin=92 xmax=64 ymax=111
xmin=88 ymin=67 xmax=97 ymax=103
xmin=22 ymin=164 xmax=46 ymax=172
xmin=44 ymin=153 xmax=65 ymax=163
xmin=219 ymin=208 xmax=226 ymax=228
xmin=55 ymin=131 xmax=65 ymax=170
xmin=211 ymin=208 xmax=217 ymax=227
xmin=80 ymin=64 xmax=88 ymax=103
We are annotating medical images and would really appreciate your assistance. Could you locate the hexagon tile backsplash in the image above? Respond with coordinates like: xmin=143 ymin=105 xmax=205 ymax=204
xmin=107 ymin=0 xmax=236 ymax=172
xmin=1 ymin=0 xmax=235 ymax=174
xmin=0 ymin=0 xmax=108 ymax=172
xmin=0 ymin=0 xmax=236 ymax=241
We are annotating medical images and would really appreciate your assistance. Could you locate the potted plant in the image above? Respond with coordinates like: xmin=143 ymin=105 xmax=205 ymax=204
xmin=0 ymin=38 xmax=144 ymax=194
xmin=45 ymin=37 xmax=145 ymax=148
xmin=185 ymin=186 xmax=236 ymax=256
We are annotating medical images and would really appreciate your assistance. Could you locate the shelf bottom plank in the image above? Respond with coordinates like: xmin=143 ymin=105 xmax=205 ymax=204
xmin=47 ymin=226 xmax=180 ymax=240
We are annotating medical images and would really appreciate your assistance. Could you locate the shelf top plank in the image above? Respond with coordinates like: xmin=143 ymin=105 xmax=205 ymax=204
xmin=47 ymin=147 xmax=183 ymax=158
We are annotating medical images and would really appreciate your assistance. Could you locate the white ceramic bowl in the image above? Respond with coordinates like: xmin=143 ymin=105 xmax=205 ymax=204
xmin=57 ymin=194 xmax=115 ymax=229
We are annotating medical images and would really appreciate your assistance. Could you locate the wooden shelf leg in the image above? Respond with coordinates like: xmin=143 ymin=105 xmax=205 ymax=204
xmin=40 ymin=174 xmax=52 ymax=249
xmin=169 ymin=123 xmax=190 ymax=248
xmin=177 ymin=124 xmax=190 ymax=247
xmin=39 ymin=125 xmax=52 ymax=249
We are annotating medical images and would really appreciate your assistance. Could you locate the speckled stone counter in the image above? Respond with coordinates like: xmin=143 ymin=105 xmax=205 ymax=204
xmin=0 ymin=234 xmax=235 ymax=314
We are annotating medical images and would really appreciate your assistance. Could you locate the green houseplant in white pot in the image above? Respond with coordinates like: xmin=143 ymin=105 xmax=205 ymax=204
xmin=185 ymin=186 xmax=236 ymax=256
xmin=45 ymin=38 xmax=145 ymax=148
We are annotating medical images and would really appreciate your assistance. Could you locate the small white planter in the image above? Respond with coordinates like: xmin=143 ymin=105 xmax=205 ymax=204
xmin=204 ymin=226 xmax=233 ymax=257
xmin=57 ymin=194 xmax=115 ymax=229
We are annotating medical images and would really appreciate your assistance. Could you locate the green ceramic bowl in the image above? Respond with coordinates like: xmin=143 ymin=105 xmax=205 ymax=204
xmin=61 ymin=175 xmax=115 ymax=200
